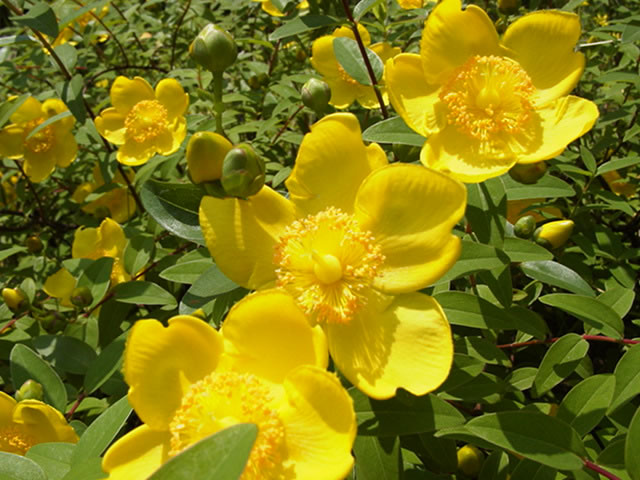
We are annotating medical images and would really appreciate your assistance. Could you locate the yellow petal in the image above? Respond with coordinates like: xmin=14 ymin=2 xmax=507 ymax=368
xmin=10 ymin=97 xmax=42 ymax=124
xmin=370 ymin=42 xmax=401 ymax=64
xmin=515 ymin=96 xmax=599 ymax=164
xmin=124 ymin=316 xmax=223 ymax=430
xmin=23 ymin=149 xmax=57 ymax=183
xmin=199 ymin=187 xmax=296 ymax=290
xmin=52 ymin=130 xmax=78 ymax=167
xmin=502 ymin=11 xmax=585 ymax=106
xmin=41 ymin=98 xmax=74 ymax=131
xmin=186 ymin=131 xmax=232 ymax=183
xmin=326 ymin=293 xmax=453 ymax=399
xmin=279 ymin=365 xmax=356 ymax=480
xmin=13 ymin=400 xmax=78 ymax=444
xmin=155 ymin=78 xmax=189 ymax=121
xmin=286 ymin=113 xmax=388 ymax=216
xmin=43 ymin=268 xmax=76 ymax=307
xmin=397 ymin=0 xmax=423 ymax=8
xmin=334 ymin=24 xmax=370 ymax=46
xmin=0 ymin=124 xmax=26 ymax=158
xmin=385 ymin=54 xmax=444 ymax=137
xmin=220 ymin=290 xmax=328 ymax=384
xmin=327 ymin=79 xmax=359 ymax=109
xmin=102 ymin=425 xmax=170 ymax=480
xmin=354 ymin=164 xmax=466 ymax=292
xmin=420 ymin=124 xmax=518 ymax=183
xmin=110 ymin=76 xmax=155 ymax=115
xmin=420 ymin=0 xmax=502 ymax=84
xmin=156 ymin=118 xmax=186 ymax=155
xmin=101 ymin=188 xmax=137 ymax=223
xmin=311 ymin=35 xmax=340 ymax=78
xmin=260 ymin=0 xmax=285 ymax=16
xmin=95 ymin=107 xmax=127 ymax=145
xmin=0 ymin=391 xmax=17 ymax=426
xmin=355 ymin=84 xmax=384 ymax=110
xmin=116 ymin=138 xmax=158 ymax=166
xmin=100 ymin=218 xmax=126 ymax=255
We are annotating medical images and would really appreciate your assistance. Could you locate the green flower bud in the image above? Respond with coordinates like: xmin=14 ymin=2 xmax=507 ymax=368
xmin=457 ymin=444 xmax=484 ymax=477
xmin=15 ymin=380 xmax=44 ymax=402
xmin=220 ymin=144 xmax=266 ymax=198
xmin=514 ymin=215 xmax=536 ymax=239
xmin=189 ymin=24 xmax=237 ymax=73
xmin=186 ymin=131 xmax=233 ymax=184
xmin=248 ymin=73 xmax=268 ymax=90
xmin=26 ymin=235 xmax=43 ymax=253
xmin=534 ymin=219 xmax=574 ymax=249
xmin=509 ymin=162 xmax=547 ymax=184
xmin=70 ymin=286 xmax=93 ymax=308
xmin=38 ymin=311 xmax=66 ymax=333
xmin=2 ymin=287 xmax=27 ymax=312
xmin=301 ymin=78 xmax=331 ymax=115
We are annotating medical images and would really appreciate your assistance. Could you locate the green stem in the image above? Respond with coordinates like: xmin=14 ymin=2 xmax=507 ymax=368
xmin=213 ymin=70 xmax=225 ymax=135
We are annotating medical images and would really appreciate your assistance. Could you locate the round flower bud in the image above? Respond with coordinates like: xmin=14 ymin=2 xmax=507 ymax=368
xmin=301 ymin=78 xmax=331 ymax=115
xmin=514 ymin=215 xmax=536 ymax=239
xmin=189 ymin=24 xmax=237 ymax=73
xmin=457 ymin=444 xmax=484 ymax=477
xmin=26 ymin=235 xmax=44 ymax=253
xmin=15 ymin=380 xmax=44 ymax=402
xmin=509 ymin=162 xmax=547 ymax=184
xmin=186 ymin=131 xmax=233 ymax=184
xmin=70 ymin=286 xmax=93 ymax=308
xmin=2 ymin=287 xmax=27 ymax=312
xmin=38 ymin=311 xmax=66 ymax=333
xmin=220 ymin=144 xmax=266 ymax=198
xmin=534 ymin=219 xmax=574 ymax=249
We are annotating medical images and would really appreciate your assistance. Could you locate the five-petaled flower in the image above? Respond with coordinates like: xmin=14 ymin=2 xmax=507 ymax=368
xmin=95 ymin=76 xmax=189 ymax=166
xmin=0 ymin=96 xmax=77 ymax=182
xmin=385 ymin=0 xmax=599 ymax=182
xmin=200 ymin=113 xmax=466 ymax=399
xmin=101 ymin=290 xmax=356 ymax=480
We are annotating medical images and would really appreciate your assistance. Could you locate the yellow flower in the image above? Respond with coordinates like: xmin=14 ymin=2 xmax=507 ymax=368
xmin=0 ymin=391 xmax=78 ymax=455
xmin=253 ymin=0 xmax=309 ymax=16
xmin=101 ymin=290 xmax=355 ymax=480
xmin=602 ymin=170 xmax=636 ymax=198
xmin=2 ymin=288 xmax=26 ymax=311
xmin=534 ymin=219 xmax=574 ymax=248
xmin=397 ymin=0 xmax=424 ymax=8
xmin=72 ymin=217 xmax=130 ymax=285
xmin=0 ymin=97 xmax=77 ymax=182
xmin=385 ymin=0 xmax=600 ymax=183
xmin=43 ymin=268 xmax=77 ymax=307
xmin=72 ymin=164 xmax=136 ymax=222
xmin=95 ymin=77 xmax=189 ymax=166
xmin=50 ymin=4 xmax=109 ymax=48
xmin=311 ymin=26 xmax=401 ymax=109
xmin=200 ymin=113 xmax=466 ymax=399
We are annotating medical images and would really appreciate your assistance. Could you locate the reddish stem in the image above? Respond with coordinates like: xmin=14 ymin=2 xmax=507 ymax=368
xmin=583 ymin=459 xmax=622 ymax=480
xmin=0 ymin=318 xmax=18 ymax=335
xmin=66 ymin=392 xmax=87 ymax=420
xmin=497 ymin=335 xmax=639 ymax=349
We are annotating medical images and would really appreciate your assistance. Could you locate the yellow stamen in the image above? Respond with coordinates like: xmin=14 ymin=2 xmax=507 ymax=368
xmin=23 ymin=119 xmax=54 ymax=153
xmin=0 ymin=425 xmax=35 ymax=455
xmin=337 ymin=64 xmax=360 ymax=86
xmin=313 ymin=253 xmax=343 ymax=284
xmin=124 ymin=100 xmax=168 ymax=143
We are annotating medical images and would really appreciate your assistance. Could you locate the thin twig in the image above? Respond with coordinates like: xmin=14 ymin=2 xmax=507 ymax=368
xmin=170 ymin=0 xmax=192 ymax=70
xmin=271 ymin=104 xmax=304 ymax=144
xmin=583 ymin=459 xmax=622 ymax=480
xmin=13 ymin=160 xmax=46 ymax=220
xmin=497 ymin=335 xmax=639 ymax=349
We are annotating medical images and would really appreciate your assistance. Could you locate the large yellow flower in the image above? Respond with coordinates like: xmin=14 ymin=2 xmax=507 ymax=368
xmin=311 ymin=26 xmax=400 ymax=109
xmin=72 ymin=164 xmax=136 ymax=222
xmin=95 ymin=76 xmax=188 ymax=166
xmin=102 ymin=290 xmax=355 ymax=480
xmin=0 ymin=391 xmax=77 ymax=455
xmin=0 ymin=97 xmax=77 ymax=182
xmin=385 ymin=0 xmax=599 ymax=183
xmin=200 ymin=113 xmax=466 ymax=399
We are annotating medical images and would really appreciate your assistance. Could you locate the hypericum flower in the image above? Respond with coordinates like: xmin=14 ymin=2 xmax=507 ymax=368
xmin=534 ymin=219 xmax=574 ymax=249
xmin=50 ymin=4 xmax=109 ymax=48
xmin=200 ymin=113 xmax=466 ymax=399
xmin=385 ymin=0 xmax=600 ymax=183
xmin=95 ymin=77 xmax=188 ymax=166
xmin=2 ymin=288 xmax=27 ymax=312
xmin=43 ymin=268 xmax=76 ymax=308
xmin=253 ymin=0 xmax=308 ymax=16
xmin=0 ymin=391 xmax=77 ymax=455
xmin=397 ymin=0 xmax=424 ymax=9
xmin=0 ymin=97 xmax=77 ymax=182
xmin=72 ymin=164 xmax=136 ymax=222
xmin=72 ymin=217 xmax=130 ymax=285
xmin=311 ymin=26 xmax=401 ymax=109
xmin=101 ymin=290 xmax=355 ymax=480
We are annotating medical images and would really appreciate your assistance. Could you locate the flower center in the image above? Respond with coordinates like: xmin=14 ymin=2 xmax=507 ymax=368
xmin=23 ymin=119 xmax=54 ymax=153
xmin=124 ymin=100 xmax=168 ymax=143
xmin=336 ymin=64 xmax=360 ymax=86
xmin=0 ymin=425 xmax=36 ymax=455
xmin=440 ymin=55 xmax=535 ymax=141
xmin=274 ymin=207 xmax=384 ymax=324
xmin=169 ymin=372 xmax=288 ymax=480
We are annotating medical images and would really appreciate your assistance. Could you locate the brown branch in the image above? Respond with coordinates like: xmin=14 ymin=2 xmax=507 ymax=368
xmin=497 ymin=335 xmax=639 ymax=349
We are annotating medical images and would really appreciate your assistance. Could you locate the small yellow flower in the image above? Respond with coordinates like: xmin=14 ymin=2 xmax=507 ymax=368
xmin=253 ymin=0 xmax=308 ymax=16
xmin=43 ymin=268 xmax=77 ymax=307
xmin=311 ymin=25 xmax=401 ymax=109
xmin=95 ymin=77 xmax=189 ymax=166
xmin=0 ymin=391 xmax=77 ymax=455
xmin=0 ymin=97 xmax=77 ymax=182
xmin=594 ymin=13 xmax=609 ymax=27
xmin=385 ymin=0 xmax=600 ymax=182
xmin=200 ymin=113 xmax=466 ymax=399
xmin=534 ymin=219 xmax=574 ymax=248
xmin=72 ymin=164 xmax=136 ymax=222
xmin=101 ymin=290 xmax=355 ymax=480
xmin=397 ymin=0 xmax=424 ymax=8
xmin=602 ymin=170 xmax=636 ymax=198
xmin=2 ymin=288 xmax=26 ymax=311
xmin=50 ymin=4 xmax=110 ymax=48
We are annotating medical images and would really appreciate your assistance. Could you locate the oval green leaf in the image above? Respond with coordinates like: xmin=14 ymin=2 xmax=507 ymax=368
xmin=333 ymin=36 xmax=382 ymax=86
xmin=532 ymin=333 xmax=589 ymax=397
xmin=556 ymin=374 xmax=615 ymax=436
xmin=521 ymin=260 xmax=594 ymax=297
xmin=0 ymin=452 xmax=46 ymax=480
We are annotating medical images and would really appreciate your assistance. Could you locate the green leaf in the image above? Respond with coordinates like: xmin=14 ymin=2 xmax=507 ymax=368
xmin=461 ymin=337 xmax=512 ymax=367
xmin=354 ymin=0 xmax=385 ymax=19
xmin=0 ymin=94 xmax=29 ymax=129
xmin=625 ymin=406 xmax=640 ymax=480
xmin=354 ymin=435 xmax=402 ymax=480
xmin=556 ymin=374 xmax=615 ymax=436
xmin=361 ymin=116 xmax=426 ymax=147
xmin=10 ymin=344 xmax=67 ymax=412
xmin=124 ymin=234 xmax=155 ymax=276
xmin=608 ymin=344 xmax=640 ymax=413
xmin=580 ymin=146 xmax=596 ymax=173
xmin=505 ymin=367 xmax=537 ymax=391
xmin=56 ymin=75 xmax=86 ymax=123
xmin=25 ymin=111 xmax=72 ymax=140
xmin=269 ymin=15 xmax=339 ymax=40
xmin=0 ymin=246 xmax=27 ymax=262
xmin=467 ymin=178 xmax=507 ymax=248
xmin=52 ymin=43 xmax=77 ymax=73
xmin=159 ymin=259 xmax=214 ymax=284
xmin=520 ymin=260 xmax=595 ymax=297
xmin=598 ymin=286 xmax=635 ymax=319
xmin=438 ymin=354 xmax=485 ymax=391
xmin=26 ymin=443 xmax=75 ymax=480
xmin=12 ymin=2 xmax=59 ymax=38
xmin=179 ymin=265 xmax=239 ymax=314
xmin=114 ymin=281 xmax=176 ymax=306
xmin=148 ymin=424 xmax=257 ymax=480
xmin=32 ymin=335 xmax=97 ymax=375
xmin=539 ymin=293 xmax=623 ymax=338
xmin=532 ymin=333 xmax=589 ymax=397
xmin=463 ymin=411 xmax=586 ymax=470
xmin=140 ymin=180 xmax=205 ymax=245
xmin=60 ymin=457 xmax=104 ymax=480
xmin=333 ymin=37 xmax=382 ymax=86
xmin=84 ymin=336 xmax=125 ymax=394
xmin=479 ymin=451 xmax=510 ymax=480
xmin=596 ymin=156 xmax=640 ymax=175
xmin=0 ymin=35 xmax=37 ymax=47
xmin=437 ymin=240 xmax=507 ymax=283
xmin=72 ymin=395 xmax=132 ymax=461
xmin=59 ymin=0 xmax=109 ymax=28
xmin=434 ymin=291 xmax=513 ymax=330
xmin=502 ymin=237 xmax=553 ymax=263
xmin=503 ymin=174 xmax=575 ymax=200
xmin=76 ymin=257 xmax=114 ymax=308
xmin=0 ymin=452 xmax=46 ymax=480
xmin=351 ymin=388 xmax=465 ymax=436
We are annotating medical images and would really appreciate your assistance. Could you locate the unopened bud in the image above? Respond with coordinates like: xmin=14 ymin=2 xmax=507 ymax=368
xmin=189 ymin=24 xmax=237 ymax=73
xmin=457 ymin=444 xmax=484 ymax=477
xmin=301 ymin=78 xmax=331 ymax=115
xmin=38 ymin=311 xmax=66 ymax=333
xmin=2 ymin=288 xmax=27 ymax=312
xmin=514 ymin=215 xmax=536 ymax=239
xmin=15 ymin=380 xmax=44 ymax=402
xmin=509 ymin=162 xmax=547 ymax=184
xmin=26 ymin=236 xmax=44 ymax=253
xmin=186 ymin=132 xmax=233 ymax=184
xmin=220 ymin=144 xmax=266 ymax=198
xmin=70 ymin=286 xmax=93 ymax=308
xmin=534 ymin=219 xmax=574 ymax=249
xmin=248 ymin=73 xmax=268 ymax=90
